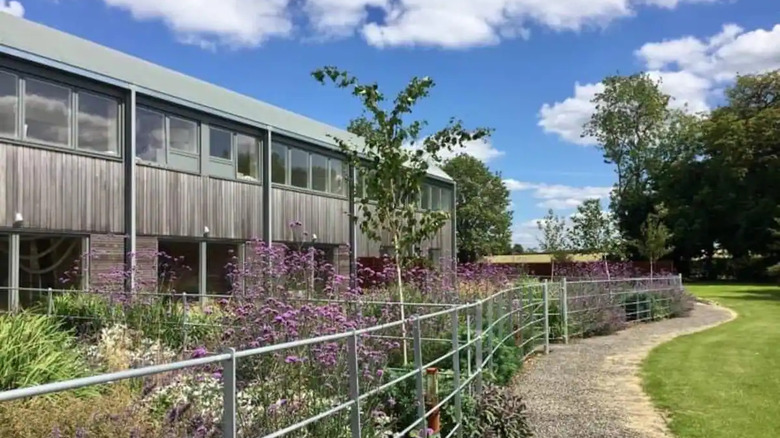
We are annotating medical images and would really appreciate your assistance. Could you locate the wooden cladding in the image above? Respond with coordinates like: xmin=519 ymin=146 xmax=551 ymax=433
xmin=135 ymin=166 xmax=263 ymax=240
xmin=0 ymin=144 xmax=124 ymax=233
xmin=272 ymin=188 xmax=349 ymax=244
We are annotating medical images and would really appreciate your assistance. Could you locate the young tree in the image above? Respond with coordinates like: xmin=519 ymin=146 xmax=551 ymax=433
xmin=632 ymin=212 xmax=674 ymax=278
xmin=537 ymin=209 xmax=570 ymax=279
xmin=569 ymin=198 xmax=623 ymax=278
xmin=511 ymin=243 xmax=525 ymax=255
xmin=312 ymin=67 xmax=489 ymax=363
xmin=441 ymin=154 xmax=512 ymax=263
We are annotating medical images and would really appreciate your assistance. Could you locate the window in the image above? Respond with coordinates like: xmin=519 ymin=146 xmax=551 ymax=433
xmin=330 ymin=159 xmax=346 ymax=195
xmin=355 ymin=171 xmax=365 ymax=198
xmin=236 ymin=133 xmax=260 ymax=180
xmin=441 ymin=188 xmax=452 ymax=211
xmin=290 ymin=147 xmax=309 ymax=188
xmin=421 ymin=185 xmax=431 ymax=210
xmin=311 ymin=153 xmax=329 ymax=192
xmin=430 ymin=186 xmax=441 ymax=210
xmin=210 ymin=127 xmax=232 ymax=160
xmin=272 ymin=143 xmax=288 ymax=184
xmin=136 ymin=107 xmax=165 ymax=163
xmin=169 ymin=116 xmax=198 ymax=154
xmin=77 ymin=92 xmax=119 ymax=155
xmin=0 ymin=71 xmax=18 ymax=137
xmin=24 ymin=78 xmax=71 ymax=146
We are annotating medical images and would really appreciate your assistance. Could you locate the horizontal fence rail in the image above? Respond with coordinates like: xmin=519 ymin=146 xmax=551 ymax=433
xmin=0 ymin=275 xmax=684 ymax=437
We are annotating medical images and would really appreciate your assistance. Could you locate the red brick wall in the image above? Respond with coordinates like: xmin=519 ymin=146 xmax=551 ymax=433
xmin=89 ymin=234 xmax=158 ymax=292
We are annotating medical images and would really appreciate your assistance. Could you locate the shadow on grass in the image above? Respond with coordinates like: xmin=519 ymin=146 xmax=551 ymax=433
xmin=726 ymin=287 xmax=780 ymax=303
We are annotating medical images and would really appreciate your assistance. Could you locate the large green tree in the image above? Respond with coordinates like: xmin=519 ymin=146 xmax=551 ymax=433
xmin=441 ymin=154 xmax=512 ymax=262
xmin=312 ymin=67 xmax=489 ymax=363
xmin=584 ymin=73 xmax=671 ymax=256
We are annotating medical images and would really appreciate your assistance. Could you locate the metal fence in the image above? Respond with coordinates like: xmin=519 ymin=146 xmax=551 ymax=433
xmin=0 ymin=275 xmax=684 ymax=438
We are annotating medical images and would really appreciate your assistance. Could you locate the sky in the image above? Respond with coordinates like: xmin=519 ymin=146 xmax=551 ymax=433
xmin=2 ymin=0 xmax=779 ymax=248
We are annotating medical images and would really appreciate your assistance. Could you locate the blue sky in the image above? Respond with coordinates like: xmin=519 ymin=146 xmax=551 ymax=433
xmin=3 ymin=0 xmax=778 ymax=247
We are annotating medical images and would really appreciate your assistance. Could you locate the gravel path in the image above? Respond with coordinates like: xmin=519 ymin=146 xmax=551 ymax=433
xmin=515 ymin=302 xmax=736 ymax=438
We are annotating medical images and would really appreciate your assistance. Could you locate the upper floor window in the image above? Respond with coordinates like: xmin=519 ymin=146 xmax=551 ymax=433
xmin=136 ymin=107 xmax=166 ymax=163
xmin=135 ymin=106 xmax=202 ymax=170
xmin=236 ymin=133 xmax=260 ymax=181
xmin=273 ymin=141 xmax=349 ymax=196
xmin=0 ymin=71 xmax=18 ymax=137
xmin=0 ymin=70 xmax=121 ymax=156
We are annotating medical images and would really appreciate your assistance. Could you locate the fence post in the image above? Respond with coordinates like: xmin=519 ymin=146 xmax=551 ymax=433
xmin=451 ymin=309 xmax=463 ymax=438
xmin=466 ymin=313 xmax=472 ymax=386
xmin=412 ymin=317 xmax=426 ymax=435
xmin=222 ymin=347 xmax=237 ymax=438
xmin=347 ymin=331 xmax=362 ymax=438
xmin=486 ymin=297 xmax=494 ymax=372
xmin=561 ymin=278 xmax=568 ymax=345
xmin=182 ymin=293 xmax=189 ymax=352
xmin=678 ymin=273 xmax=683 ymax=290
xmin=543 ymin=280 xmax=550 ymax=355
xmin=474 ymin=301 xmax=483 ymax=395
xmin=47 ymin=288 xmax=53 ymax=316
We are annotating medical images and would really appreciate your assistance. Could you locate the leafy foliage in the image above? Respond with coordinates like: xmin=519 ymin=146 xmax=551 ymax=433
xmin=442 ymin=154 xmax=513 ymax=262
xmin=0 ymin=314 xmax=94 ymax=393
xmin=472 ymin=384 xmax=533 ymax=438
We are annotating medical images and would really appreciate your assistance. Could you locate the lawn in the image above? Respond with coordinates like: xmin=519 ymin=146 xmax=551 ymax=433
xmin=642 ymin=284 xmax=780 ymax=438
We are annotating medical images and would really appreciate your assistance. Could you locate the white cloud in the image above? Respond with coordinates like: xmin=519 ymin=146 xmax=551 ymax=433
xmin=540 ymin=23 xmax=780 ymax=145
xmin=407 ymin=137 xmax=505 ymax=163
xmin=504 ymin=179 xmax=612 ymax=209
xmin=96 ymin=0 xmax=722 ymax=50
xmin=0 ymin=0 xmax=24 ymax=17
xmin=538 ymin=82 xmax=604 ymax=146
xmin=101 ymin=0 xmax=293 ymax=48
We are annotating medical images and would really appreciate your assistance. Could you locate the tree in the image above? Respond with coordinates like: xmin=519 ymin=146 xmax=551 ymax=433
xmin=584 ymin=73 xmax=671 ymax=255
xmin=632 ymin=211 xmax=674 ymax=277
xmin=569 ymin=198 xmax=623 ymax=278
xmin=537 ymin=209 xmax=570 ymax=279
xmin=441 ymin=154 xmax=512 ymax=263
xmin=312 ymin=67 xmax=489 ymax=363
xmin=768 ymin=217 xmax=780 ymax=280
xmin=511 ymin=244 xmax=525 ymax=255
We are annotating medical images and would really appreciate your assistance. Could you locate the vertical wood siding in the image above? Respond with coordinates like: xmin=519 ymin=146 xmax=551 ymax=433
xmin=272 ymin=188 xmax=349 ymax=244
xmin=136 ymin=166 xmax=263 ymax=239
xmin=207 ymin=179 xmax=263 ymax=240
xmin=1 ymin=144 xmax=124 ymax=233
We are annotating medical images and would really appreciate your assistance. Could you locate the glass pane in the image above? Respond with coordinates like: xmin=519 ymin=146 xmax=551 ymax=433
xmin=290 ymin=148 xmax=309 ymax=188
xmin=272 ymin=143 xmax=287 ymax=184
xmin=431 ymin=186 xmax=441 ymax=210
xmin=24 ymin=78 xmax=71 ymax=146
xmin=236 ymin=133 xmax=259 ymax=180
xmin=136 ymin=107 xmax=165 ymax=162
xmin=330 ymin=159 xmax=346 ymax=195
xmin=441 ymin=188 xmax=452 ymax=211
xmin=169 ymin=116 xmax=198 ymax=154
xmin=356 ymin=170 xmax=365 ymax=198
xmin=210 ymin=127 xmax=232 ymax=160
xmin=0 ymin=71 xmax=18 ymax=137
xmin=421 ymin=185 xmax=431 ymax=209
xmin=311 ymin=153 xmax=328 ymax=192
xmin=77 ymin=92 xmax=119 ymax=154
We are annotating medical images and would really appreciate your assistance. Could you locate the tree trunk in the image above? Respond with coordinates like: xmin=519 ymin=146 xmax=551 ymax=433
xmin=394 ymin=235 xmax=409 ymax=365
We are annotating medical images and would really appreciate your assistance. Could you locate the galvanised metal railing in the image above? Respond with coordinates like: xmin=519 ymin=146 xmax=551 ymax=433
xmin=0 ymin=276 xmax=683 ymax=437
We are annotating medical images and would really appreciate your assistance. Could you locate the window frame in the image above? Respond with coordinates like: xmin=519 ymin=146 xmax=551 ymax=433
xmin=204 ymin=117 xmax=264 ymax=184
xmin=271 ymin=137 xmax=351 ymax=199
xmin=0 ymin=60 xmax=125 ymax=160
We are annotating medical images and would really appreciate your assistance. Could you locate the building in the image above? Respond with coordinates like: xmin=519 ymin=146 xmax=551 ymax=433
xmin=0 ymin=14 xmax=456 ymax=310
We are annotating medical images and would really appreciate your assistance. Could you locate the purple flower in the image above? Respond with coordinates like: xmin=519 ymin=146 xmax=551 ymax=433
xmin=191 ymin=347 xmax=208 ymax=359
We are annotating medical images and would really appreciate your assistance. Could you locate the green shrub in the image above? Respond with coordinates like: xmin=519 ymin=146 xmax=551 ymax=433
xmin=0 ymin=313 xmax=95 ymax=393
xmin=46 ymin=292 xmax=110 ymax=338
xmin=621 ymin=292 xmax=652 ymax=321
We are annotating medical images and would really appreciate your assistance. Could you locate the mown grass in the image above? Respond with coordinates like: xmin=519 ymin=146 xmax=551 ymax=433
xmin=642 ymin=284 xmax=780 ymax=438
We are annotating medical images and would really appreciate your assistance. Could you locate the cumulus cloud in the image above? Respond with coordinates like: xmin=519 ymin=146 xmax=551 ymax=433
xmin=0 ymin=0 xmax=24 ymax=17
xmin=539 ymin=23 xmax=780 ymax=144
xmin=96 ymin=0 xmax=722 ymax=49
xmin=504 ymin=179 xmax=612 ymax=209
